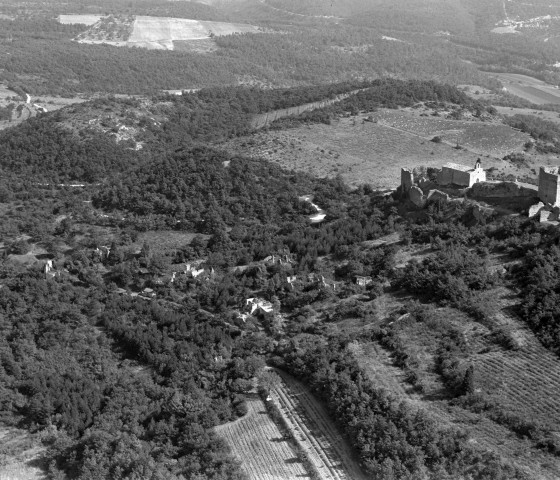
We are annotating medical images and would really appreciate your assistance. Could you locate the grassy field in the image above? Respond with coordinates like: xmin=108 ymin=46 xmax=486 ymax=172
xmin=224 ymin=111 xmax=519 ymax=189
xmin=495 ymin=105 xmax=560 ymax=124
xmin=223 ymin=102 xmax=560 ymax=188
xmin=214 ymin=397 xmax=309 ymax=480
xmin=491 ymin=73 xmax=560 ymax=105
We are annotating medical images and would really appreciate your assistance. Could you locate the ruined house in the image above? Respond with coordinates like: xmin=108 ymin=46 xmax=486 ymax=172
xmin=437 ymin=161 xmax=486 ymax=188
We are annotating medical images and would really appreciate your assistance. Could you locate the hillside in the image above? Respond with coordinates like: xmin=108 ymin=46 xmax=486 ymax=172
xmin=3 ymin=14 xmax=560 ymax=478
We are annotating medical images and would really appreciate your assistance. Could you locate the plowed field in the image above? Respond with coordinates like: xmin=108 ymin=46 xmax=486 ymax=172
xmin=271 ymin=370 xmax=368 ymax=480
xmin=214 ymin=397 xmax=309 ymax=480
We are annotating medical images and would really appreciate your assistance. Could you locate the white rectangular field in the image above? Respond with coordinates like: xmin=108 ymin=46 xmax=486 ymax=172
xmin=58 ymin=14 xmax=104 ymax=26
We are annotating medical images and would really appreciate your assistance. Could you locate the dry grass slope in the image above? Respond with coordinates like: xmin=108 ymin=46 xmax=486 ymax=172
xmin=0 ymin=427 xmax=45 ymax=480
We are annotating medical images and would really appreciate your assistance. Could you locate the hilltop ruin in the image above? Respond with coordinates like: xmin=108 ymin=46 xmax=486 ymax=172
xmin=398 ymin=160 xmax=560 ymax=221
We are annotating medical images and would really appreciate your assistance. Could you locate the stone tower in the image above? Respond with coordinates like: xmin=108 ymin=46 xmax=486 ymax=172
xmin=538 ymin=166 xmax=560 ymax=206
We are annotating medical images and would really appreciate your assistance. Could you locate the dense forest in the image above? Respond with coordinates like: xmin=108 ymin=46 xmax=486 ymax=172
xmin=0 ymin=16 xmax=494 ymax=95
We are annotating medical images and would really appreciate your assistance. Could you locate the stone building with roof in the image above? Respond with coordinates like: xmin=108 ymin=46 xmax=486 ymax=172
xmin=437 ymin=161 xmax=486 ymax=188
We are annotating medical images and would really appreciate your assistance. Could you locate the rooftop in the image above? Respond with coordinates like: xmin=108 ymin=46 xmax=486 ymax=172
xmin=442 ymin=162 xmax=472 ymax=172
xmin=541 ymin=166 xmax=560 ymax=175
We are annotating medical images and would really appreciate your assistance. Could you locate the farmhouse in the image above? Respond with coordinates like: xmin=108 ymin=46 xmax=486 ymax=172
xmin=246 ymin=297 xmax=274 ymax=315
xmin=355 ymin=276 xmax=373 ymax=287
xmin=538 ymin=166 xmax=560 ymax=206
xmin=437 ymin=161 xmax=486 ymax=188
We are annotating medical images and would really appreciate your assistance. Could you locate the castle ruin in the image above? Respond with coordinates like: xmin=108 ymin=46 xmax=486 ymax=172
xmin=538 ymin=167 xmax=560 ymax=207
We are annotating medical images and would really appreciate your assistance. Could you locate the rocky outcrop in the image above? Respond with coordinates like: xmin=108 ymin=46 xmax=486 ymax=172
xmin=473 ymin=204 xmax=495 ymax=222
xmin=470 ymin=181 xmax=538 ymax=210
xmin=540 ymin=209 xmax=553 ymax=222
xmin=409 ymin=186 xmax=426 ymax=208
xmin=470 ymin=181 xmax=537 ymax=198
xmin=427 ymin=189 xmax=450 ymax=203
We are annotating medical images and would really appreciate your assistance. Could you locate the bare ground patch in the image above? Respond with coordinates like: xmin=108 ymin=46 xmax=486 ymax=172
xmin=0 ymin=427 xmax=46 ymax=480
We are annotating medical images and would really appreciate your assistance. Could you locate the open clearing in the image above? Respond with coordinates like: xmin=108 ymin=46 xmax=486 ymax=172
xmin=214 ymin=397 xmax=309 ymax=480
xmin=271 ymin=370 xmax=368 ymax=480
xmin=0 ymin=83 xmax=87 ymax=131
xmin=0 ymin=427 xmax=45 ymax=480
xmin=224 ymin=110 xmax=524 ymax=189
xmin=58 ymin=14 xmax=104 ymax=25
xmin=492 ymin=72 xmax=560 ymax=105
xmin=69 ymin=15 xmax=262 ymax=50
xmin=495 ymin=105 xmax=560 ymax=124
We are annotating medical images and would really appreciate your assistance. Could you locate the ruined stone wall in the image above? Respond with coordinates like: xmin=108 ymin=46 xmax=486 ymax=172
xmin=470 ymin=181 xmax=539 ymax=209
xmin=453 ymin=169 xmax=472 ymax=187
xmin=437 ymin=167 xmax=454 ymax=185
xmin=538 ymin=167 xmax=560 ymax=206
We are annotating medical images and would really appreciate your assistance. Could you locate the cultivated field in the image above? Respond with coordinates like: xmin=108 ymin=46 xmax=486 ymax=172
xmin=272 ymin=370 xmax=368 ymax=480
xmin=474 ymin=287 xmax=560 ymax=431
xmin=224 ymin=113 xmax=515 ymax=189
xmin=371 ymin=109 xmax=530 ymax=157
xmin=214 ymin=397 xmax=309 ymax=480
xmin=69 ymin=15 xmax=261 ymax=50
xmin=492 ymin=72 xmax=560 ymax=105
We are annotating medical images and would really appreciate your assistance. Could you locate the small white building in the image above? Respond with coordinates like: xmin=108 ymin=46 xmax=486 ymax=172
xmin=437 ymin=161 xmax=486 ymax=188
xmin=246 ymin=298 xmax=274 ymax=315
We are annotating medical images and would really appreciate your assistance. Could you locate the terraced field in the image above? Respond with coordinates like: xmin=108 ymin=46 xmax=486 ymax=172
xmin=214 ymin=397 xmax=309 ymax=480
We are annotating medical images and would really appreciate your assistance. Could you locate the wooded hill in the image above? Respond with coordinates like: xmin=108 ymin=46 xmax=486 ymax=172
xmin=2 ymin=78 xmax=560 ymax=479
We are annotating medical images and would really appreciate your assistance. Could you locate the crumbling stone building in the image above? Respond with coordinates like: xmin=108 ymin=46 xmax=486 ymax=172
xmin=538 ymin=166 xmax=560 ymax=206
